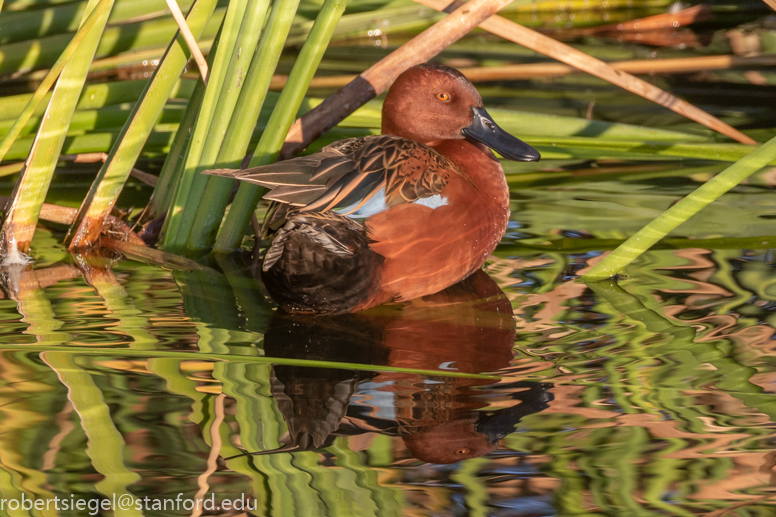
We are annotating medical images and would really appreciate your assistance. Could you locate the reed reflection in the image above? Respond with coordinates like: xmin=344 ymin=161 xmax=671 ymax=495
xmin=254 ymin=270 xmax=552 ymax=464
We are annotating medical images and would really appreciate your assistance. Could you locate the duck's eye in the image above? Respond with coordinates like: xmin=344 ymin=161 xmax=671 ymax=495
xmin=436 ymin=91 xmax=451 ymax=102
xmin=454 ymin=448 xmax=469 ymax=455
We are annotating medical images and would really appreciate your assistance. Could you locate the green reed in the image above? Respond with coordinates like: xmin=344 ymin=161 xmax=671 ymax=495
xmin=584 ymin=135 xmax=776 ymax=280
xmin=182 ymin=0 xmax=324 ymax=252
xmin=65 ymin=0 xmax=219 ymax=249
xmin=160 ymin=0 xmax=251 ymax=250
xmin=209 ymin=0 xmax=344 ymax=252
xmin=169 ymin=0 xmax=275 ymax=252
xmin=0 ymin=0 xmax=114 ymax=254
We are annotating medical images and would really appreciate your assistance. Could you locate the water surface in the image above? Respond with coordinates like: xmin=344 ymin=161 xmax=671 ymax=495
xmin=1 ymin=158 xmax=776 ymax=516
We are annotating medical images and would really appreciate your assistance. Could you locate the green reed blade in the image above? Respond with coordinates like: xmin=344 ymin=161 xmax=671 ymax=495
xmin=0 ymin=104 xmax=186 ymax=142
xmin=42 ymin=352 xmax=143 ymax=516
xmin=0 ymin=344 xmax=500 ymax=379
xmin=160 ymin=0 xmax=251 ymax=250
xmin=182 ymin=0 xmax=300 ymax=252
xmin=3 ymin=128 xmax=177 ymax=161
xmin=0 ymin=7 xmax=225 ymax=77
xmin=0 ymin=79 xmax=187 ymax=122
xmin=0 ymin=0 xmax=114 ymax=255
xmin=214 ymin=0 xmax=347 ymax=253
xmin=0 ymin=0 xmax=115 ymax=164
xmin=583 ymin=136 xmax=776 ymax=280
xmin=0 ymin=0 xmax=195 ymax=45
xmin=174 ymin=0 xmax=275 ymax=252
xmin=150 ymin=78 xmax=206 ymax=218
xmin=64 ymin=0 xmax=220 ymax=250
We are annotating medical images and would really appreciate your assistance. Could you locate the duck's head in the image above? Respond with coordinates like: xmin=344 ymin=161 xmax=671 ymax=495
xmin=382 ymin=63 xmax=540 ymax=162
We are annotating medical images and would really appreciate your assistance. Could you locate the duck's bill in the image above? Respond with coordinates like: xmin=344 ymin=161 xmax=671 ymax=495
xmin=462 ymin=107 xmax=540 ymax=162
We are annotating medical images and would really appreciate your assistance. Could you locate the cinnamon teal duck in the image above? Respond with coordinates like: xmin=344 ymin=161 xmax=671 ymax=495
xmin=206 ymin=63 xmax=540 ymax=314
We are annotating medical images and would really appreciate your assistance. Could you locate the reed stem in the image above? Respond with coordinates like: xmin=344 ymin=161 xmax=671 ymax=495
xmin=183 ymin=0 xmax=302 ymax=252
xmin=0 ymin=0 xmax=115 ymax=255
xmin=65 ymin=0 xmax=219 ymax=250
xmin=160 ymin=0 xmax=250 ymax=250
xmin=149 ymin=77 xmax=206 ymax=218
xmin=213 ymin=0 xmax=348 ymax=252
xmin=169 ymin=0 xmax=274 ymax=253
xmin=583 ymin=135 xmax=776 ymax=280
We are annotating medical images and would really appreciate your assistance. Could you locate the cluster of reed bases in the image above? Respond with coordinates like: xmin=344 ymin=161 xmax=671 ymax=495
xmin=1 ymin=0 xmax=776 ymax=293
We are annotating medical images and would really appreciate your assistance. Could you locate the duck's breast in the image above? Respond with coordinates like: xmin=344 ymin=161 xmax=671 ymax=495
xmin=366 ymin=140 xmax=510 ymax=302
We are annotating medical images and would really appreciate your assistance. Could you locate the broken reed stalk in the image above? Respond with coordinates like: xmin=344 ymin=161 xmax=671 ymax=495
xmin=212 ymin=0 xmax=347 ymax=253
xmin=164 ymin=0 xmax=209 ymax=84
xmin=279 ymin=0 xmax=516 ymax=159
xmin=271 ymin=54 xmax=776 ymax=89
xmin=0 ymin=0 xmax=115 ymax=256
xmin=0 ymin=0 xmax=114 ymax=163
xmin=582 ymin=134 xmax=776 ymax=281
xmin=101 ymin=237 xmax=209 ymax=270
xmin=0 ymin=196 xmax=144 ymax=245
xmin=415 ymin=0 xmax=757 ymax=145
xmin=65 ymin=0 xmax=219 ymax=250
xmin=184 ymin=0 xmax=310 ymax=253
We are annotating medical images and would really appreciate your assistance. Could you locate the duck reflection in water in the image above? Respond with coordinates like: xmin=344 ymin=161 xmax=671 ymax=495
xmin=247 ymin=270 xmax=552 ymax=464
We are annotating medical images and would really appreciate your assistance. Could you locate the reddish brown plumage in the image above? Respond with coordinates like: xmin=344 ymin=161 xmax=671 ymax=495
xmin=204 ymin=63 xmax=539 ymax=314
xmin=367 ymin=139 xmax=510 ymax=302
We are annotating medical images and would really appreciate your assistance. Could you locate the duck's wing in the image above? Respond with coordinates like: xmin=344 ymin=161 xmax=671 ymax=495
xmin=204 ymin=135 xmax=468 ymax=215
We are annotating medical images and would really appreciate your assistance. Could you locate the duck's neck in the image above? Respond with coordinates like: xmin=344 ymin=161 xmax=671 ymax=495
xmin=432 ymin=138 xmax=509 ymax=205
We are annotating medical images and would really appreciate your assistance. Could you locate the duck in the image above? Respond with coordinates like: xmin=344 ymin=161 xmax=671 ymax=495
xmin=206 ymin=63 xmax=540 ymax=314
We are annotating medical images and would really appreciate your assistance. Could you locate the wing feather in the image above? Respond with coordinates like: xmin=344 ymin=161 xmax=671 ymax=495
xmin=202 ymin=135 xmax=467 ymax=215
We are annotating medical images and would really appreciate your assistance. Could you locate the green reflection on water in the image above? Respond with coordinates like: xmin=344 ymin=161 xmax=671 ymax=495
xmin=0 ymin=161 xmax=776 ymax=515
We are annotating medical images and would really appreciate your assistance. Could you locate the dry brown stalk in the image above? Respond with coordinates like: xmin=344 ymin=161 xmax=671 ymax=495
xmin=279 ymin=0 xmax=515 ymax=159
xmin=0 ymin=195 xmax=144 ymax=245
xmin=415 ymin=0 xmax=756 ymax=145
xmin=164 ymin=0 xmax=209 ymax=85
xmin=271 ymin=54 xmax=776 ymax=89
xmin=0 ymin=162 xmax=24 ymax=178
xmin=559 ymin=4 xmax=712 ymax=36
xmin=101 ymin=236 xmax=209 ymax=270
xmin=764 ymin=0 xmax=776 ymax=11
xmin=61 ymin=153 xmax=158 ymax=187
